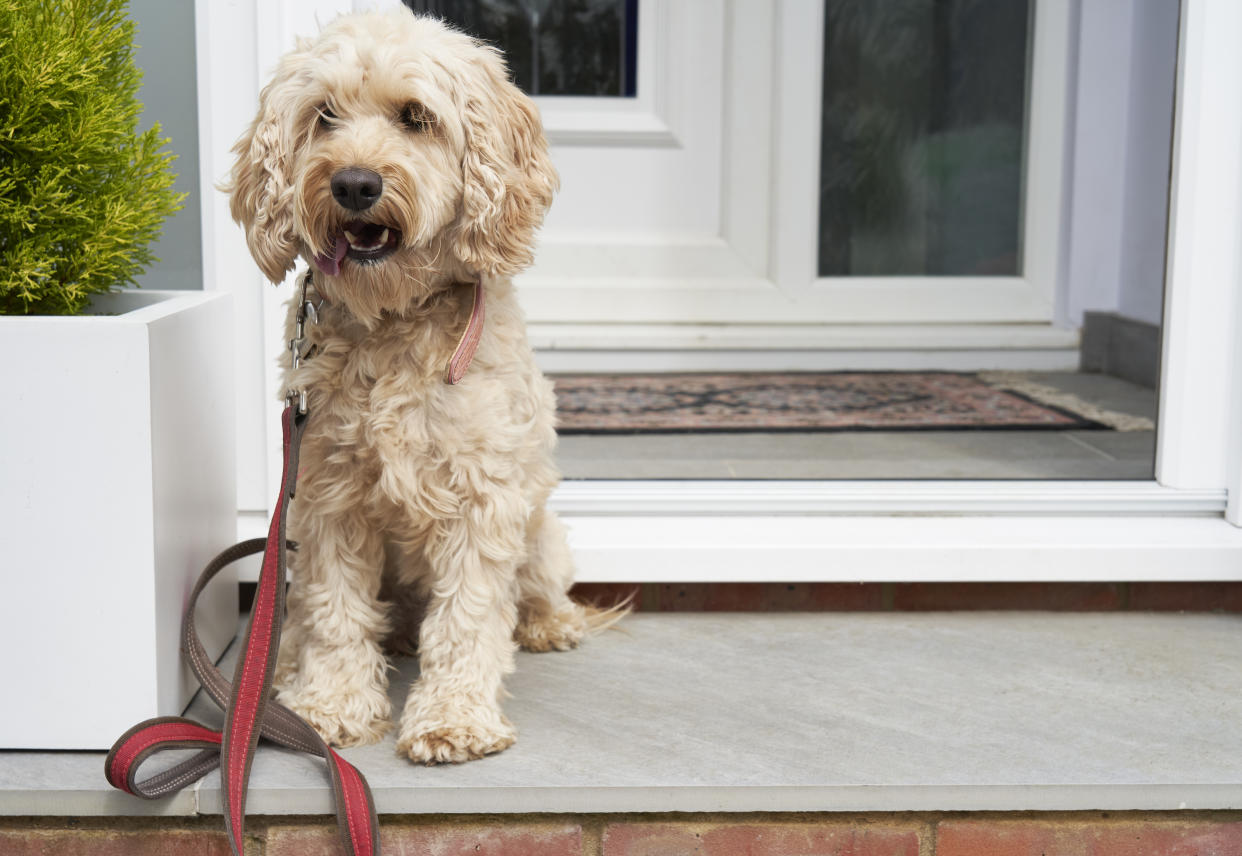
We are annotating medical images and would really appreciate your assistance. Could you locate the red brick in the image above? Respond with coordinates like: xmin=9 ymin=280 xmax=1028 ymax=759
xmin=603 ymin=822 xmax=921 ymax=856
xmin=603 ymin=825 xmax=704 ymax=856
xmin=938 ymin=819 xmax=1242 ymax=856
xmin=266 ymin=822 xmax=581 ymax=856
xmin=937 ymin=821 xmax=1072 ymax=856
xmin=655 ymin=583 xmax=766 ymax=611
xmin=571 ymin=583 xmax=644 ymax=611
xmin=0 ymin=829 xmax=230 ymax=856
xmin=1127 ymin=582 xmax=1242 ymax=612
xmin=795 ymin=583 xmax=886 ymax=611
xmin=892 ymin=582 xmax=1123 ymax=611
xmin=653 ymin=583 xmax=885 ymax=611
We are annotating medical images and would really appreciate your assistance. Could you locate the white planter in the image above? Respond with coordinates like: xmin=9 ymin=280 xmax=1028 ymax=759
xmin=0 ymin=290 xmax=237 ymax=749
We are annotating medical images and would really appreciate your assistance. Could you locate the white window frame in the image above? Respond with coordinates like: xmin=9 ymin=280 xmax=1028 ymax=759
xmin=767 ymin=0 xmax=1070 ymax=323
xmin=196 ymin=0 xmax=1242 ymax=581
xmin=536 ymin=0 xmax=679 ymax=147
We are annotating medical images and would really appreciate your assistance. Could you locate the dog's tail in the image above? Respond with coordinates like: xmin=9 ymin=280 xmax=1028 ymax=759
xmin=580 ymin=595 xmax=635 ymax=636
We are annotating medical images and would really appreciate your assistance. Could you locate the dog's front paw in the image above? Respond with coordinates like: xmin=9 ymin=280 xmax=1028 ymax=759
xmin=515 ymin=605 xmax=586 ymax=652
xmin=276 ymin=687 xmax=392 ymax=749
xmin=396 ymin=697 xmax=516 ymax=764
xmin=397 ymin=722 xmax=516 ymax=765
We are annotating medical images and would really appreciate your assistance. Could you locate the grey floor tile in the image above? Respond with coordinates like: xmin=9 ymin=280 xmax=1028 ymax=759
xmin=1066 ymin=430 xmax=1158 ymax=470
xmin=1029 ymin=371 xmax=1159 ymax=421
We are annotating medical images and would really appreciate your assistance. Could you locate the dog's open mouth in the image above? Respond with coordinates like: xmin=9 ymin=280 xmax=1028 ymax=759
xmin=313 ymin=221 xmax=401 ymax=276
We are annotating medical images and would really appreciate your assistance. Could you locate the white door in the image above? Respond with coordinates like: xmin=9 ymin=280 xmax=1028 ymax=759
xmin=520 ymin=0 xmax=1071 ymax=329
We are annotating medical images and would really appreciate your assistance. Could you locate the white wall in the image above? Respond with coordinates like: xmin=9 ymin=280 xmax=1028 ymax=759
xmin=129 ymin=0 xmax=204 ymax=292
xmin=1119 ymin=0 xmax=1180 ymax=326
xmin=1063 ymin=0 xmax=1179 ymax=328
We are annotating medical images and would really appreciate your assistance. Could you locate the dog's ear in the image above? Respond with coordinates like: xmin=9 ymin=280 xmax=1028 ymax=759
xmin=226 ymin=52 xmax=309 ymax=284
xmin=452 ymin=47 xmax=559 ymax=278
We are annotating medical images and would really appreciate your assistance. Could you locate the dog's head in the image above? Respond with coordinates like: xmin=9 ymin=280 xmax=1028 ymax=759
xmin=227 ymin=10 xmax=557 ymax=319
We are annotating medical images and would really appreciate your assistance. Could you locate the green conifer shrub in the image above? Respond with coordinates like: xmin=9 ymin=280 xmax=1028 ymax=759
xmin=0 ymin=0 xmax=184 ymax=315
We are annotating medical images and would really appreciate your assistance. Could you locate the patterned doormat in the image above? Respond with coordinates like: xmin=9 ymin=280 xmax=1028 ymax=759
xmin=551 ymin=372 xmax=1113 ymax=434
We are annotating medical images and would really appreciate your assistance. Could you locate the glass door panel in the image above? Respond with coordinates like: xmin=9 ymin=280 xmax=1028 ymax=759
xmin=818 ymin=0 xmax=1031 ymax=277
xmin=403 ymin=0 xmax=639 ymax=96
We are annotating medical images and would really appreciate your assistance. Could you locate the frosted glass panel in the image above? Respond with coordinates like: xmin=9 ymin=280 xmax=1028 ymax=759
xmin=818 ymin=0 xmax=1031 ymax=277
xmin=403 ymin=0 xmax=638 ymax=97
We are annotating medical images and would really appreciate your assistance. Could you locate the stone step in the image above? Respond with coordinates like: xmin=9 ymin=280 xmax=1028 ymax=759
xmin=3 ymin=612 xmax=1240 ymax=816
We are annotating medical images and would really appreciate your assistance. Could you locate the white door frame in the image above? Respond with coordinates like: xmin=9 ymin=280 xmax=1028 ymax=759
xmin=1157 ymin=0 xmax=1242 ymax=497
xmin=197 ymin=0 xmax=1242 ymax=581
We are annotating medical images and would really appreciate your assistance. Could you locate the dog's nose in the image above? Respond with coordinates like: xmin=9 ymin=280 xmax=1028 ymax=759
xmin=330 ymin=167 xmax=383 ymax=211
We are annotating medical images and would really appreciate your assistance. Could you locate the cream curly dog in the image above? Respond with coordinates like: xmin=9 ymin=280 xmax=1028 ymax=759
xmin=227 ymin=9 xmax=615 ymax=764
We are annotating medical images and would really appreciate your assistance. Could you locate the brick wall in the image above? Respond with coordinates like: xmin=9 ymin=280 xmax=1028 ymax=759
xmin=240 ymin=582 xmax=1242 ymax=615
xmin=571 ymin=582 xmax=1242 ymax=612
xmin=5 ymin=812 xmax=1242 ymax=855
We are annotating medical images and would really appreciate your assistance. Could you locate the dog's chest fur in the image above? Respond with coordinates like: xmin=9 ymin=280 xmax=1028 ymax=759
xmin=283 ymin=278 xmax=557 ymax=520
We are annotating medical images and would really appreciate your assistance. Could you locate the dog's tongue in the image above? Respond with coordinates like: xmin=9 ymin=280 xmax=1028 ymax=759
xmin=312 ymin=236 xmax=349 ymax=277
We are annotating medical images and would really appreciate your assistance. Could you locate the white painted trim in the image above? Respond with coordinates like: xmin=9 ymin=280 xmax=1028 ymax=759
xmin=764 ymin=0 xmax=1071 ymax=321
xmin=192 ymin=0 xmax=217 ymax=312
xmin=537 ymin=110 xmax=676 ymax=148
xmin=530 ymin=321 xmax=1081 ymax=371
xmin=1159 ymin=0 xmax=1242 ymax=498
xmin=242 ymin=482 xmax=1224 ymax=528
xmin=530 ymin=321 xmax=1080 ymax=371
xmin=519 ymin=272 xmax=1067 ymax=325
xmin=721 ymin=0 xmax=775 ymax=274
xmin=535 ymin=349 xmax=1081 ymax=373
xmin=767 ymin=0 xmax=821 ymax=293
xmin=1231 ymin=312 xmax=1242 ymax=523
xmin=551 ymin=481 xmax=1224 ymax=517
xmin=1194 ymin=0 xmax=1242 ymax=524
xmin=195 ymin=0 xmax=270 ymax=512
xmin=535 ymin=0 xmax=679 ymax=147
xmin=565 ymin=515 xmax=1242 ymax=583
xmin=1161 ymin=16 xmax=1242 ymax=483
xmin=530 ymin=322 xmax=1079 ymax=351
xmin=1016 ymin=0 xmax=1074 ymax=312
xmin=235 ymin=484 xmax=1228 ymax=583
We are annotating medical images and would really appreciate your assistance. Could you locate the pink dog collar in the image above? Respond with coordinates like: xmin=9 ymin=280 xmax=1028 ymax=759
xmin=298 ymin=271 xmax=484 ymax=385
xmin=445 ymin=280 xmax=484 ymax=385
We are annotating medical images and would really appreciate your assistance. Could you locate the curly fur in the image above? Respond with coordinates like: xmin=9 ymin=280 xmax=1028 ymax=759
xmin=226 ymin=9 xmax=605 ymax=765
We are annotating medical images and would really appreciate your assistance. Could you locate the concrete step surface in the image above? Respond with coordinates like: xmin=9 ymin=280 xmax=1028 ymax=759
xmin=3 ymin=611 xmax=1241 ymax=816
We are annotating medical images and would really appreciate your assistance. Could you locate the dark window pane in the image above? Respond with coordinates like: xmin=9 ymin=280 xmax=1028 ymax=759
xmin=818 ymin=0 xmax=1031 ymax=276
xmin=404 ymin=0 xmax=638 ymax=97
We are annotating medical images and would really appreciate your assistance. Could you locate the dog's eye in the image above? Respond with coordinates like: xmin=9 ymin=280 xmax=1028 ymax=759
xmin=400 ymin=102 xmax=435 ymax=133
xmin=316 ymin=105 xmax=337 ymax=131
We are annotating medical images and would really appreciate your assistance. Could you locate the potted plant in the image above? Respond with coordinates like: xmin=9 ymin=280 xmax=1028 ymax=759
xmin=0 ymin=0 xmax=236 ymax=749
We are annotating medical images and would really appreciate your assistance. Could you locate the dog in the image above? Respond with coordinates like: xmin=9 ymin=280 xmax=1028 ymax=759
xmin=226 ymin=8 xmax=617 ymax=765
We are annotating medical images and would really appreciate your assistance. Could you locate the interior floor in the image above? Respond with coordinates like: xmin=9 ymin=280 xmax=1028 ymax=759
xmin=555 ymin=371 xmax=1157 ymax=480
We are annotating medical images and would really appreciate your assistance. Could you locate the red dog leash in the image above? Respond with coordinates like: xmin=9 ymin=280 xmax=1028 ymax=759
xmin=105 ymin=403 xmax=378 ymax=856
xmin=105 ymin=274 xmax=485 ymax=856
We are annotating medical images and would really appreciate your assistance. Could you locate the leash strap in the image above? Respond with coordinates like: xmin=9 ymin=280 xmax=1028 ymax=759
xmin=105 ymin=405 xmax=379 ymax=856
